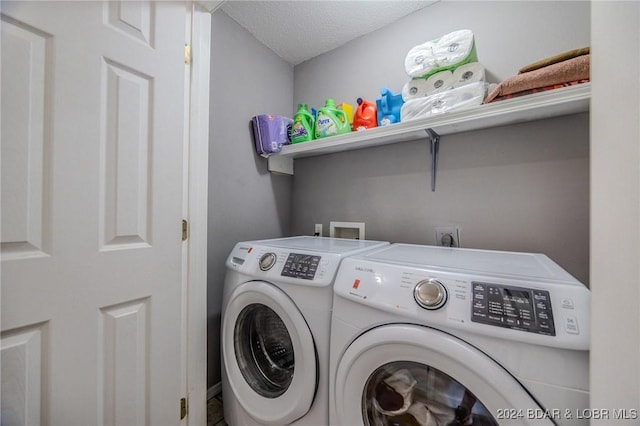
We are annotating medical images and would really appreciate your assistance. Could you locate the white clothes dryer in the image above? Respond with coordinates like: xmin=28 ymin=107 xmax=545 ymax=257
xmin=329 ymin=243 xmax=590 ymax=426
xmin=221 ymin=236 xmax=389 ymax=426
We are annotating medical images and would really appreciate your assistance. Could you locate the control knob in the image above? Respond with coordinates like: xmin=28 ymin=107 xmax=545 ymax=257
xmin=414 ymin=279 xmax=447 ymax=310
xmin=259 ymin=252 xmax=277 ymax=271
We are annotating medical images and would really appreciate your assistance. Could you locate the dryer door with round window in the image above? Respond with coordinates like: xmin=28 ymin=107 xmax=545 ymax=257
xmin=222 ymin=281 xmax=317 ymax=425
xmin=333 ymin=324 xmax=553 ymax=426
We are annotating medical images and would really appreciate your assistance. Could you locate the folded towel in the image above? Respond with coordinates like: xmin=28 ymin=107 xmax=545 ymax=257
xmin=485 ymin=54 xmax=590 ymax=103
xmin=488 ymin=79 xmax=590 ymax=103
xmin=518 ymin=47 xmax=590 ymax=74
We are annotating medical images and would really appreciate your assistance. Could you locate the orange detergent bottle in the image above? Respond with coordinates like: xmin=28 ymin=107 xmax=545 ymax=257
xmin=352 ymin=98 xmax=378 ymax=131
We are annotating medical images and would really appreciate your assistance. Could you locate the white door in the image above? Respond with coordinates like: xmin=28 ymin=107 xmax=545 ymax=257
xmin=1 ymin=1 xmax=188 ymax=425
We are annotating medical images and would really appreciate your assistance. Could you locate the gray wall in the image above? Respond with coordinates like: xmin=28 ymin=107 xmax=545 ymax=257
xmin=207 ymin=10 xmax=294 ymax=386
xmin=294 ymin=1 xmax=591 ymax=106
xmin=208 ymin=0 xmax=592 ymax=389
xmin=291 ymin=1 xmax=590 ymax=284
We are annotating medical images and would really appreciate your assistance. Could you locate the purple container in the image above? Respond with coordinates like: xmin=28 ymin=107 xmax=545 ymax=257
xmin=251 ymin=114 xmax=293 ymax=158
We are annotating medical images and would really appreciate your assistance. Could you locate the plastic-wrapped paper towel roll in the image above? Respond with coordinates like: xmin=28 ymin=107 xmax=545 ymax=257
xmin=401 ymin=81 xmax=488 ymax=122
xmin=402 ymin=71 xmax=455 ymax=101
xmin=424 ymin=70 xmax=455 ymax=95
xmin=452 ymin=62 xmax=486 ymax=88
xmin=405 ymin=29 xmax=477 ymax=78
xmin=402 ymin=79 xmax=429 ymax=101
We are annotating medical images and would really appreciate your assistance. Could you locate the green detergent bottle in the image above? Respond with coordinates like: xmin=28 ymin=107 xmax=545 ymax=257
xmin=314 ymin=98 xmax=351 ymax=139
xmin=290 ymin=103 xmax=315 ymax=143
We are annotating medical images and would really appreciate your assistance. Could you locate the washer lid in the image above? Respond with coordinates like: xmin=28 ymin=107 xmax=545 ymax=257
xmin=354 ymin=243 xmax=581 ymax=284
xmin=222 ymin=281 xmax=317 ymax=425
xmin=251 ymin=236 xmax=388 ymax=256
xmin=333 ymin=324 xmax=553 ymax=426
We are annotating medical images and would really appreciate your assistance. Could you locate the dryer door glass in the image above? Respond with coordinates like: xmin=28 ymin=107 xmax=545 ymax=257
xmin=234 ymin=303 xmax=295 ymax=398
xmin=363 ymin=361 xmax=498 ymax=425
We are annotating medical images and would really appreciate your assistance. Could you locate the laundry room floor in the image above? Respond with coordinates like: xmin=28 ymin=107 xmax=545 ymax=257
xmin=207 ymin=392 xmax=226 ymax=426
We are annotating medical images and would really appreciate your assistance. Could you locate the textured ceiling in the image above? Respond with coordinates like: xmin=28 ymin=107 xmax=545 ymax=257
xmin=220 ymin=1 xmax=436 ymax=65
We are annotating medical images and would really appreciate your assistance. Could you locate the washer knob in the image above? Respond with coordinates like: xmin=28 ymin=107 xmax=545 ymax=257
xmin=259 ymin=252 xmax=277 ymax=271
xmin=414 ymin=279 xmax=447 ymax=310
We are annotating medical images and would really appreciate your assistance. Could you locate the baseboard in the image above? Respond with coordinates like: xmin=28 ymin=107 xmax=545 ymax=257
xmin=207 ymin=382 xmax=222 ymax=400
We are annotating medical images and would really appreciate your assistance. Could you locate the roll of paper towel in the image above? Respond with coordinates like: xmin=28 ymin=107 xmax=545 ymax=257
xmin=452 ymin=62 xmax=486 ymax=88
xmin=402 ymin=79 xmax=429 ymax=101
xmin=405 ymin=29 xmax=478 ymax=78
xmin=401 ymin=81 xmax=488 ymax=122
xmin=424 ymin=70 xmax=455 ymax=95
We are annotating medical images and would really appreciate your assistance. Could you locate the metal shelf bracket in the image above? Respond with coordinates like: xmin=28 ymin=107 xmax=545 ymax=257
xmin=426 ymin=128 xmax=440 ymax=192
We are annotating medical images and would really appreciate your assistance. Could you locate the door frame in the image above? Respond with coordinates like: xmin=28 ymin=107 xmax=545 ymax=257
xmin=184 ymin=2 xmax=217 ymax=425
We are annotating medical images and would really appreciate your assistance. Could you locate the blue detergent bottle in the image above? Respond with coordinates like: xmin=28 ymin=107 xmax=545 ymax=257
xmin=376 ymin=87 xmax=404 ymax=126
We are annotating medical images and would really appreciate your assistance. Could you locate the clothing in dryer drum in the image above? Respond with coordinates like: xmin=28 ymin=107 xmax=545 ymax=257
xmin=234 ymin=303 xmax=295 ymax=398
xmin=365 ymin=361 xmax=496 ymax=426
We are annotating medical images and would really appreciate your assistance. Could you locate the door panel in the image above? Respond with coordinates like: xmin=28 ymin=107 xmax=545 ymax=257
xmin=100 ymin=57 xmax=152 ymax=250
xmin=0 ymin=13 xmax=52 ymax=260
xmin=98 ymin=297 xmax=150 ymax=425
xmin=0 ymin=323 xmax=47 ymax=426
xmin=1 ymin=2 xmax=187 ymax=425
xmin=105 ymin=1 xmax=153 ymax=45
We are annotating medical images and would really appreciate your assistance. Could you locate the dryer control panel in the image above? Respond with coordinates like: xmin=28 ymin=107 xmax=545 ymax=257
xmin=471 ymin=282 xmax=555 ymax=336
xmin=333 ymin=244 xmax=590 ymax=350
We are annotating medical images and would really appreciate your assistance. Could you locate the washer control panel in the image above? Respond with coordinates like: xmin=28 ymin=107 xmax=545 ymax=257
xmin=471 ymin=282 xmax=555 ymax=336
xmin=281 ymin=253 xmax=321 ymax=280
xmin=225 ymin=237 xmax=390 ymax=288
xmin=226 ymin=244 xmax=336 ymax=286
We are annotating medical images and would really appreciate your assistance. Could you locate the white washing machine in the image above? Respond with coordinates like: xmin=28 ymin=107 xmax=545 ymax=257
xmin=221 ymin=236 xmax=389 ymax=426
xmin=329 ymin=243 xmax=590 ymax=426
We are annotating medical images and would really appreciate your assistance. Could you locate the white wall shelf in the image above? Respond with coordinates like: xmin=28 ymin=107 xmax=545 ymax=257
xmin=267 ymin=83 xmax=591 ymax=183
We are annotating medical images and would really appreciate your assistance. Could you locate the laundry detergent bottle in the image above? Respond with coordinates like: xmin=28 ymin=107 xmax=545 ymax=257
xmin=352 ymin=98 xmax=378 ymax=131
xmin=376 ymin=87 xmax=404 ymax=126
xmin=290 ymin=103 xmax=315 ymax=143
xmin=314 ymin=98 xmax=351 ymax=139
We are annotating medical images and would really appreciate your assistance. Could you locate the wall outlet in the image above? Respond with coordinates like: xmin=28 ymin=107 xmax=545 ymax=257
xmin=435 ymin=226 xmax=461 ymax=247
xmin=314 ymin=224 xmax=323 ymax=237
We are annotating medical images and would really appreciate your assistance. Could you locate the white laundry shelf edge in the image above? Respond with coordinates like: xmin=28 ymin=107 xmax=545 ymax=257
xmin=267 ymin=82 xmax=591 ymax=176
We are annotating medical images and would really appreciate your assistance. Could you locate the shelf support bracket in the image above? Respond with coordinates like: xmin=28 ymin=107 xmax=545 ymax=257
xmin=426 ymin=128 xmax=440 ymax=192
xmin=268 ymin=154 xmax=294 ymax=175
